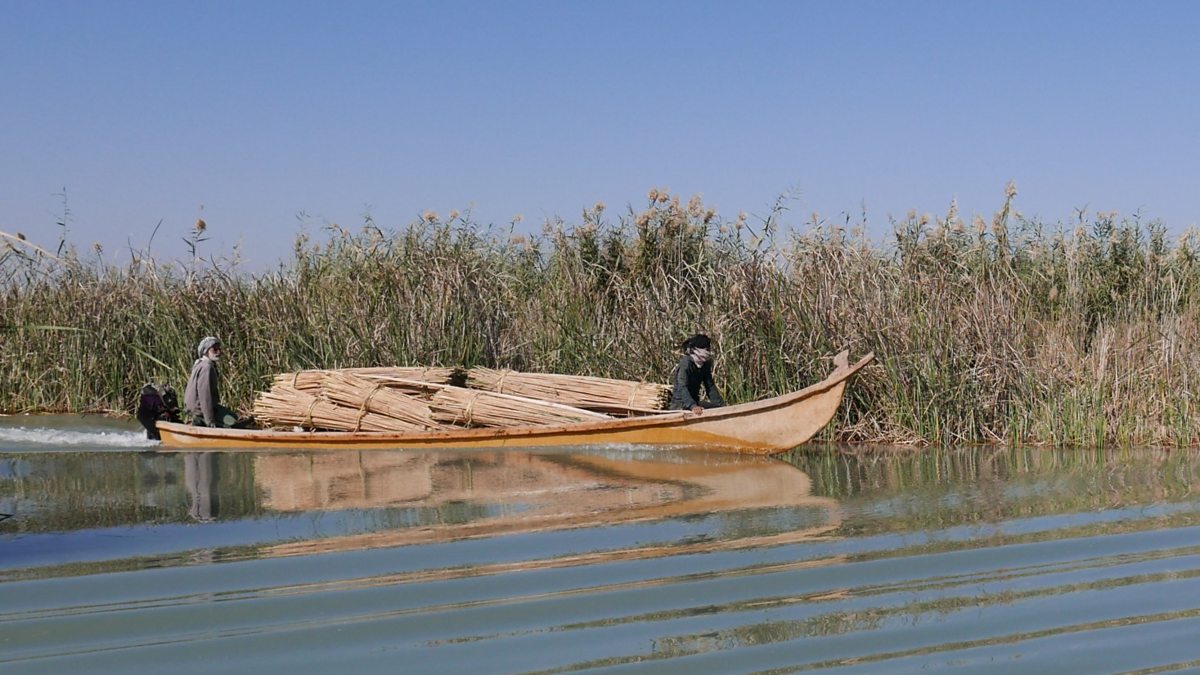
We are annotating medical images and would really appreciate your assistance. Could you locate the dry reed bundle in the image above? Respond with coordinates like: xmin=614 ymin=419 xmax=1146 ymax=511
xmin=353 ymin=375 xmax=448 ymax=396
xmin=429 ymin=386 xmax=612 ymax=428
xmin=252 ymin=385 xmax=427 ymax=432
xmin=273 ymin=367 xmax=458 ymax=393
xmin=256 ymin=369 xmax=614 ymax=431
xmin=466 ymin=368 xmax=671 ymax=414
xmin=319 ymin=371 xmax=445 ymax=430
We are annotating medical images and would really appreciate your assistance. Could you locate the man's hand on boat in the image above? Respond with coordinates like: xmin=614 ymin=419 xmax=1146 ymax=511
xmin=690 ymin=405 xmax=704 ymax=415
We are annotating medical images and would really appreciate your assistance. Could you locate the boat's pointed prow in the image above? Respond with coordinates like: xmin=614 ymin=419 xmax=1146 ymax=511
xmin=833 ymin=350 xmax=850 ymax=370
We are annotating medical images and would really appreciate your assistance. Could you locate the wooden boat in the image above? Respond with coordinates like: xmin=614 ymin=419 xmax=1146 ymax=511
xmin=156 ymin=350 xmax=873 ymax=454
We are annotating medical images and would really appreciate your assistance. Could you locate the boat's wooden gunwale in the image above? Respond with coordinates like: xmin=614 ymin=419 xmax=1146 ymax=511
xmin=157 ymin=353 xmax=873 ymax=454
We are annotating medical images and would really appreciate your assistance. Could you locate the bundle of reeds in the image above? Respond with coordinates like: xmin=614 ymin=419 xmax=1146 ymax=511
xmin=353 ymin=375 xmax=448 ymax=396
xmin=466 ymin=368 xmax=671 ymax=415
xmin=252 ymin=385 xmax=425 ymax=432
xmin=256 ymin=367 xmax=618 ymax=431
xmin=274 ymin=366 xmax=459 ymax=393
xmin=429 ymin=386 xmax=612 ymax=428
xmin=319 ymin=371 xmax=445 ymax=430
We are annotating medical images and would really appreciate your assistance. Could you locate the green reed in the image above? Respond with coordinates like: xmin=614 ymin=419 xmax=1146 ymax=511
xmin=4 ymin=186 xmax=1200 ymax=446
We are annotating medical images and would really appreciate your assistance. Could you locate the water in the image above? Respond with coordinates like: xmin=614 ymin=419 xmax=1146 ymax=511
xmin=3 ymin=416 xmax=1200 ymax=673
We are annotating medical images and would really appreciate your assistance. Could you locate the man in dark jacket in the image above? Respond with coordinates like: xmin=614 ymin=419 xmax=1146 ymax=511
xmin=670 ymin=333 xmax=725 ymax=414
xmin=185 ymin=336 xmax=236 ymax=427
xmin=136 ymin=383 xmax=181 ymax=440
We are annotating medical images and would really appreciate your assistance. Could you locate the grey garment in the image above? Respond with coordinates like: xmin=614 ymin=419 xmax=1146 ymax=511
xmin=670 ymin=354 xmax=726 ymax=410
xmin=184 ymin=357 xmax=222 ymax=427
xmin=185 ymin=452 xmax=216 ymax=522
xmin=190 ymin=404 xmax=237 ymax=428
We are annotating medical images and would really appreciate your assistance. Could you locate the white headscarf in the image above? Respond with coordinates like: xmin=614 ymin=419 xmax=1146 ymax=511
xmin=196 ymin=336 xmax=222 ymax=362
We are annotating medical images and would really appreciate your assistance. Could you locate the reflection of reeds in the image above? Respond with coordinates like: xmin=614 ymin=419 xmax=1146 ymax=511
xmin=788 ymin=444 xmax=1200 ymax=532
xmin=5 ymin=186 xmax=1200 ymax=445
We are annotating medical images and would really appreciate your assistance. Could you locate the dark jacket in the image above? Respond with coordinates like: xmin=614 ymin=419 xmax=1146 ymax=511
xmin=185 ymin=357 xmax=221 ymax=426
xmin=670 ymin=355 xmax=725 ymax=410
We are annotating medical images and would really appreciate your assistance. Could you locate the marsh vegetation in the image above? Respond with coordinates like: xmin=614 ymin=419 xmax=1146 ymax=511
xmin=4 ymin=185 xmax=1198 ymax=445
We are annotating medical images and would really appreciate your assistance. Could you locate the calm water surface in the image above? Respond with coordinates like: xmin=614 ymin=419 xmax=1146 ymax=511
xmin=3 ymin=415 xmax=1200 ymax=673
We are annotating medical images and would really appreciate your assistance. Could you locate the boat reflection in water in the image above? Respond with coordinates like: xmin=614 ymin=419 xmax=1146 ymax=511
xmin=251 ymin=448 xmax=841 ymax=565
xmin=184 ymin=452 xmax=218 ymax=523
xmin=3 ymin=445 xmax=841 ymax=580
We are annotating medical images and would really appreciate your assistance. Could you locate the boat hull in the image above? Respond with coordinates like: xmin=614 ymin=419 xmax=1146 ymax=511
xmin=157 ymin=352 xmax=873 ymax=454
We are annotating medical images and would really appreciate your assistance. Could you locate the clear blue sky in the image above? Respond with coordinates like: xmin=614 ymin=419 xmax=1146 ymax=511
xmin=3 ymin=1 xmax=1197 ymax=266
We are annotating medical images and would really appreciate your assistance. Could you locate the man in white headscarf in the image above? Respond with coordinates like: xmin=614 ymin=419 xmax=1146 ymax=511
xmin=184 ymin=336 xmax=236 ymax=427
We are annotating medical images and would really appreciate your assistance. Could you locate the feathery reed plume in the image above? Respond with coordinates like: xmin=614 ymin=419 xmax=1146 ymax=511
xmin=9 ymin=187 xmax=1200 ymax=446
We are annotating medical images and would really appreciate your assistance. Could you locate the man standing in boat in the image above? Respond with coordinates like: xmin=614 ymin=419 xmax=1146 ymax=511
xmin=185 ymin=336 xmax=237 ymax=428
xmin=671 ymin=333 xmax=725 ymax=414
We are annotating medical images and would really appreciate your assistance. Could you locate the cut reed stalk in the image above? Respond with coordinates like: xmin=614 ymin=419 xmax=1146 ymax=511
xmin=428 ymin=385 xmax=612 ymax=427
xmin=258 ymin=372 xmax=608 ymax=430
xmin=319 ymin=371 xmax=446 ymax=430
xmin=466 ymin=368 xmax=670 ymax=415
xmin=274 ymin=367 xmax=458 ymax=393
xmin=251 ymin=385 xmax=426 ymax=432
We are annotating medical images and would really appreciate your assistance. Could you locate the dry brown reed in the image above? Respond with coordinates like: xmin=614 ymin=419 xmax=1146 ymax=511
xmin=429 ymin=387 xmax=611 ymax=428
xmin=257 ymin=371 xmax=609 ymax=431
xmin=466 ymin=368 xmax=670 ymax=414
xmin=274 ymin=367 xmax=458 ymax=393
xmin=252 ymin=386 xmax=423 ymax=432
xmin=7 ymin=186 xmax=1200 ymax=447
xmin=319 ymin=371 xmax=446 ymax=430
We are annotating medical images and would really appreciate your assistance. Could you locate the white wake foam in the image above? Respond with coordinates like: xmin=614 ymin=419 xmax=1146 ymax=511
xmin=0 ymin=426 xmax=157 ymax=448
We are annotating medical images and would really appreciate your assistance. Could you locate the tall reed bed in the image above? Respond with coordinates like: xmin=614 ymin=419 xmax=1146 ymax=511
xmin=3 ymin=186 xmax=1200 ymax=446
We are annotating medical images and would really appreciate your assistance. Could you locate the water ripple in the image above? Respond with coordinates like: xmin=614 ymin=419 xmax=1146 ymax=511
xmin=6 ymin=445 xmax=1200 ymax=672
